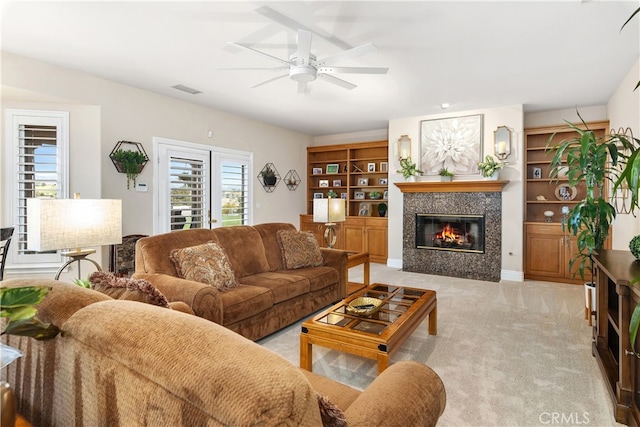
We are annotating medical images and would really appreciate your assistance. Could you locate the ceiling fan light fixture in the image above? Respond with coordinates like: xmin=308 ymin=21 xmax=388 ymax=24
xmin=290 ymin=66 xmax=317 ymax=82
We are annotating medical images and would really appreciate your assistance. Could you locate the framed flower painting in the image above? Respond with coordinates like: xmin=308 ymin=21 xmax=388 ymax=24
xmin=420 ymin=114 xmax=483 ymax=176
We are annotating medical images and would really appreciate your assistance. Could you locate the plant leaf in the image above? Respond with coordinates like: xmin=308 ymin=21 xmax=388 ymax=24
xmin=0 ymin=286 xmax=51 ymax=309
xmin=2 ymin=318 xmax=61 ymax=340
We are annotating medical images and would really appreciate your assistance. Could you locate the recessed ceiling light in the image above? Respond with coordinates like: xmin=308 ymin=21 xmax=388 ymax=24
xmin=440 ymin=103 xmax=451 ymax=109
xmin=171 ymin=84 xmax=202 ymax=95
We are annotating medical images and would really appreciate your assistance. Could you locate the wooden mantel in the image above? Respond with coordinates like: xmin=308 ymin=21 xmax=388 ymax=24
xmin=394 ymin=180 xmax=509 ymax=193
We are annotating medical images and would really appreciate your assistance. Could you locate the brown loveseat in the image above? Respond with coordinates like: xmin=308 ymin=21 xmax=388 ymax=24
xmin=1 ymin=279 xmax=447 ymax=426
xmin=133 ymin=223 xmax=347 ymax=340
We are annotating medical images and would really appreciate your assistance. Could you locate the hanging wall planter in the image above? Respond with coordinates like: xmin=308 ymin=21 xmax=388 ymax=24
xmin=257 ymin=163 xmax=281 ymax=192
xmin=110 ymin=141 xmax=149 ymax=190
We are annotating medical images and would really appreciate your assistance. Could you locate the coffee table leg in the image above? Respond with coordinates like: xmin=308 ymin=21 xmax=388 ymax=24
xmin=377 ymin=352 xmax=390 ymax=374
xmin=300 ymin=333 xmax=313 ymax=371
xmin=428 ymin=303 xmax=437 ymax=335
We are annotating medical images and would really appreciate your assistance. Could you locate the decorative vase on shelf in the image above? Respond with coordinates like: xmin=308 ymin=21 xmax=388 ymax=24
xmin=406 ymin=175 xmax=417 ymax=183
xmin=485 ymin=171 xmax=499 ymax=181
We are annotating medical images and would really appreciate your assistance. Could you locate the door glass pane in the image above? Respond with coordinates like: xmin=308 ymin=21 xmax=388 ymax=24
xmin=221 ymin=161 xmax=248 ymax=227
xmin=170 ymin=156 xmax=205 ymax=230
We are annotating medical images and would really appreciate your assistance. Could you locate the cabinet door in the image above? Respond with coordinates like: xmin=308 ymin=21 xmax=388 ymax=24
xmin=344 ymin=220 xmax=365 ymax=253
xmin=366 ymin=224 xmax=387 ymax=262
xmin=526 ymin=233 xmax=564 ymax=278
xmin=300 ymin=215 xmax=344 ymax=248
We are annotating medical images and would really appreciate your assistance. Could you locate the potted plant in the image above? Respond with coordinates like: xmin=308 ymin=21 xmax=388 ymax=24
xmin=260 ymin=165 xmax=277 ymax=186
xmin=377 ymin=202 xmax=387 ymax=217
xmin=476 ymin=155 xmax=506 ymax=179
xmin=326 ymin=190 xmax=338 ymax=198
xmin=369 ymin=191 xmax=382 ymax=200
xmin=438 ymin=167 xmax=454 ymax=182
xmin=630 ymin=235 xmax=640 ymax=260
xmin=397 ymin=157 xmax=423 ymax=181
xmin=110 ymin=149 xmax=149 ymax=189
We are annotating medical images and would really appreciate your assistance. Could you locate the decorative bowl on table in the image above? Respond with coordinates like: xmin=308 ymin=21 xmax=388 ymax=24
xmin=346 ymin=297 xmax=383 ymax=316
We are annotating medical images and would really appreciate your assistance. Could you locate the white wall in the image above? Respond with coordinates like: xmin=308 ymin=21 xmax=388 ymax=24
xmin=388 ymin=105 xmax=525 ymax=281
xmin=1 ymin=51 xmax=311 ymax=279
xmin=608 ymin=59 xmax=640 ymax=249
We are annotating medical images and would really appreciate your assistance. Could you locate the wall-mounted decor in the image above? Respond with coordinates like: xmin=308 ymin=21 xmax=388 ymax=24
xmin=109 ymin=141 xmax=149 ymax=189
xmin=420 ymin=114 xmax=483 ymax=176
xmin=257 ymin=163 xmax=280 ymax=192
xmin=284 ymin=170 xmax=300 ymax=191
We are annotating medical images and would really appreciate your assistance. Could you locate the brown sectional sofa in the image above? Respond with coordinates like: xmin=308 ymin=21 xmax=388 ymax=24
xmin=1 ymin=279 xmax=446 ymax=426
xmin=133 ymin=222 xmax=348 ymax=340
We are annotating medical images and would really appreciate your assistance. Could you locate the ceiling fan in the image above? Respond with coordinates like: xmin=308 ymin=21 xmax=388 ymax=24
xmin=224 ymin=29 xmax=389 ymax=93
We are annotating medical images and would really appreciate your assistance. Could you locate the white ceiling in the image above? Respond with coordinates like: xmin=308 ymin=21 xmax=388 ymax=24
xmin=1 ymin=1 xmax=639 ymax=136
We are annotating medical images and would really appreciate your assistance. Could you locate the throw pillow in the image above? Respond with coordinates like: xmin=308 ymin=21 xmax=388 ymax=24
xmin=169 ymin=242 xmax=238 ymax=290
xmin=277 ymin=230 xmax=323 ymax=270
xmin=88 ymin=271 xmax=170 ymax=308
xmin=317 ymin=393 xmax=347 ymax=427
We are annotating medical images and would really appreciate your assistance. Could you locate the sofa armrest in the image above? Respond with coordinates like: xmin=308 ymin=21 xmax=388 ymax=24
xmin=132 ymin=273 xmax=223 ymax=324
xmin=344 ymin=361 xmax=446 ymax=427
xmin=320 ymin=248 xmax=348 ymax=298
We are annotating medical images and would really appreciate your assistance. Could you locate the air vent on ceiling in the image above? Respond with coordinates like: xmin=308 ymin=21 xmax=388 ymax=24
xmin=171 ymin=84 xmax=202 ymax=95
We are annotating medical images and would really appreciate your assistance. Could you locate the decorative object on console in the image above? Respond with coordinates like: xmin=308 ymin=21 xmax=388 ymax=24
xmin=477 ymin=155 xmax=506 ymax=179
xmin=284 ymin=170 xmax=300 ymax=191
xmin=438 ymin=167 xmax=454 ymax=182
xmin=27 ymin=194 xmax=122 ymax=280
xmin=397 ymin=157 xmax=422 ymax=181
xmin=543 ymin=210 xmax=554 ymax=223
xmin=258 ymin=163 xmax=280 ymax=192
xmin=313 ymin=197 xmax=346 ymax=248
xmin=377 ymin=202 xmax=387 ymax=218
xmin=109 ymin=141 xmax=149 ymax=190
xmin=494 ymin=126 xmax=512 ymax=160
xmin=421 ymin=114 xmax=483 ymax=175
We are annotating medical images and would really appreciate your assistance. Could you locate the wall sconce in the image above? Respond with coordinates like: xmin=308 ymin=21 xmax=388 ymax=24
xmin=313 ymin=197 xmax=346 ymax=248
xmin=397 ymin=135 xmax=412 ymax=160
xmin=494 ymin=126 xmax=512 ymax=161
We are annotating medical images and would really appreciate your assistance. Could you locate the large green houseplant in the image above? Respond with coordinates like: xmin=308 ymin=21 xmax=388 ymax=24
xmin=547 ymin=114 xmax=621 ymax=280
xmin=1 ymin=286 xmax=60 ymax=340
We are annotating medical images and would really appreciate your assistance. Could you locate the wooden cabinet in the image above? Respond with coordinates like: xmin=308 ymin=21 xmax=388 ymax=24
xmin=304 ymin=141 xmax=389 ymax=264
xmin=593 ymin=250 xmax=640 ymax=425
xmin=307 ymin=141 xmax=388 ymax=217
xmin=524 ymin=121 xmax=609 ymax=284
xmin=300 ymin=215 xmax=388 ymax=263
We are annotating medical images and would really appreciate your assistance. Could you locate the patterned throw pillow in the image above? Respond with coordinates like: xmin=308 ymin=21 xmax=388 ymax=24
xmin=89 ymin=271 xmax=170 ymax=308
xmin=169 ymin=242 xmax=238 ymax=290
xmin=277 ymin=230 xmax=323 ymax=270
xmin=317 ymin=393 xmax=347 ymax=427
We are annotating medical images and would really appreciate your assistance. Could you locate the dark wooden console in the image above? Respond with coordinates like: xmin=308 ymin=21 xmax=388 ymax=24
xmin=593 ymin=250 xmax=640 ymax=425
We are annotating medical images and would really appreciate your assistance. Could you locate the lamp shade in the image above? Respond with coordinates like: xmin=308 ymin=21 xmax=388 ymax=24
xmin=27 ymin=198 xmax=122 ymax=251
xmin=313 ymin=198 xmax=346 ymax=224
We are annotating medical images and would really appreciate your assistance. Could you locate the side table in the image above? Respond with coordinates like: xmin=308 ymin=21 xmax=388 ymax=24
xmin=346 ymin=251 xmax=369 ymax=295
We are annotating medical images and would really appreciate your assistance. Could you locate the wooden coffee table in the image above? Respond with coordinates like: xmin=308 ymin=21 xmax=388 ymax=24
xmin=300 ymin=283 xmax=437 ymax=374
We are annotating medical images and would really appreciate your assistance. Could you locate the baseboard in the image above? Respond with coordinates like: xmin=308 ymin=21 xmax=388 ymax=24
xmin=501 ymin=269 xmax=524 ymax=282
xmin=387 ymin=258 xmax=402 ymax=269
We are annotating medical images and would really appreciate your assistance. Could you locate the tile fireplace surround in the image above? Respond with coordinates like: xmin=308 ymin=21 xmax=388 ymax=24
xmin=396 ymin=181 xmax=508 ymax=282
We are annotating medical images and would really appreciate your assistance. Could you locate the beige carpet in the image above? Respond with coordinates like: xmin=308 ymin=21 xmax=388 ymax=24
xmin=258 ymin=263 xmax=622 ymax=426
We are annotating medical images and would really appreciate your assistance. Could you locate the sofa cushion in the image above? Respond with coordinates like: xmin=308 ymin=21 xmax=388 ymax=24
xmin=279 ymin=266 xmax=339 ymax=292
xmin=89 ymin=271 xmax=170 ymax=308
xmin=277 ymin=230 xmax=323 ymax=270
xmin=238 ymin=272 xmax=310 ymax=304
xmin=169 ymin=242 xmax=238 ymax=290
xmin=218 ymin=285 xmax=274 ymax=324
xmin=253 ymin=222 xmax=297 ymax=271
xmin=212 ymin=226 xmax=271 ymax=278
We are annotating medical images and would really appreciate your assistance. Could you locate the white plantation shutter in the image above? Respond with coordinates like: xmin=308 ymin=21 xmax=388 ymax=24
xmin=4 ymin=109 xmax=69 ymax=267
xmin=170 ymin=156 xmax=206 ymax=230
xmin=220 ymin=159 xmax=250 ymax=227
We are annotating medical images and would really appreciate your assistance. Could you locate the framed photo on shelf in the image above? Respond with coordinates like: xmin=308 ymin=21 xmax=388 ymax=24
xmin=379 ymin=178 xmax=388 ymax=185
xmin=367 ymin=163 xmax=376 ymax=172
xmin=341 ymin=193 xmax=348 ymax=199
xmin=383 ymin=190 xmax=389 ymax=199
xmin=332 ymin=179 xmax=342 ymax=187
xmin=358 ymin=203 xmax=370 ymax=217
xmin=313 ymin=193 xmax=323 ymax=199
xmin=380 ymin=162 xmax=388 ymax=173
xmin=326 ymin=164 xmax=339 ymax=174
xmin=533 ymin=167 xmax=542 ymax=179
xmin=319 ymin=179 xmax=329 ymax=187
xmin=354 ymin=191 xmax=365 ymax=200
xmin=358 ymin=178 xmax=369 ymax=186
xmin=312 ymin=167 xmax=323 ymax=175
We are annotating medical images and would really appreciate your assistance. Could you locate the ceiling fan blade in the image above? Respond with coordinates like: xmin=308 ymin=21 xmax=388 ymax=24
xmin=255 ymin=6 xmax=353 ymax=51
xmin=227 ymin=42 xmax=292 ymax=67
xmin=318 ymin=66 xmax=389 ymax=75
xmin=251 ymin=74 xmax=289 ymax=89
xmin=316 ymin=43 xmax=378 ymax=66
xmin=296 ymin=30 xmax=312 ymax=66
xmin=219 ymin=67 xmax=289 ymax=71
xmin=318 ymin=74 xmax=357 ymax=90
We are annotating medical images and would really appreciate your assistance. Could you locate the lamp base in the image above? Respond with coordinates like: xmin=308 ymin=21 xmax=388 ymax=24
xmin=324 ymin=223 xmax=337 ymax=248
xmin=55 ymin=249 xmax=102 ymax=280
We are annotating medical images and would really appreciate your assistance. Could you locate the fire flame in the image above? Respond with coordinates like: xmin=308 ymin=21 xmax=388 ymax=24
xmin=435 ymin=224 xmax=464 ymax=244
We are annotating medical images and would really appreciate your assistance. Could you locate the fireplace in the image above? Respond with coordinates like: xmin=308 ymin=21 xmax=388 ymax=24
xmin=416 ymin=214 xmax=485 ymax=253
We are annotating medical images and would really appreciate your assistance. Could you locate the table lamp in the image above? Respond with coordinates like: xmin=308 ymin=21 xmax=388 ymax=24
xmin=27 ymin=195 xmax=122 ymax=279
xmin=313 ymin=197 xmax=346 ymax=248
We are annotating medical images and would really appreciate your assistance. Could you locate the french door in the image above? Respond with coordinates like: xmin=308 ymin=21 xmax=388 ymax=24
xmin=154 ymin=137 xmax=252 ymax=234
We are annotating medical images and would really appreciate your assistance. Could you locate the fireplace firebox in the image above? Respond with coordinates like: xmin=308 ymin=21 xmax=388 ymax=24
xmin=416 ymin=214 xmax=485 ymax=254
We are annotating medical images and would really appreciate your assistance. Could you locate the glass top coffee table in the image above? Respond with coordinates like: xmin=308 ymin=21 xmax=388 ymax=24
xmin=300 ymin=283 xmax=437 ymax=374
